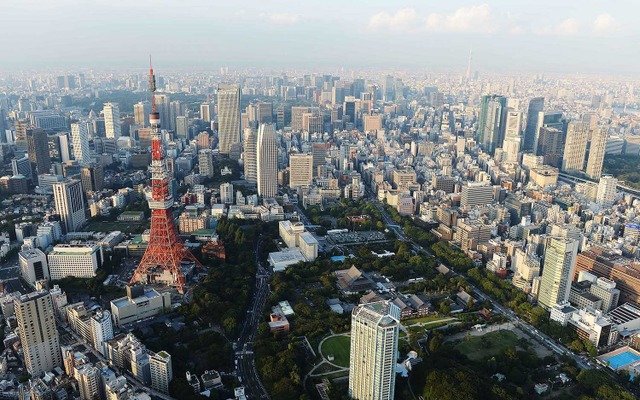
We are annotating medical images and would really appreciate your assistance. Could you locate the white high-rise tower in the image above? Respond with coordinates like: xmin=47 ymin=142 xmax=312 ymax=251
xmin=53 ymin=179 xmax=86 ymax=233
xmin=348 ymin=301 xmax=400 ymax=400
xmin=256 ymin=124 xmax=277 ymax=198
xmin=538 ymin=237 xmax=579 ymax=310
xmin=586 ymin=126 xmax=608 ymax=179
xmin=71 ymin=122 xmax=91 ymax=164
xmin=217 ymin=84 xmax=241 ymax=154
xmin=562 ymin=122 xmax=588 ymax=172
xmin=103 ymin=102 xmax=121 ymax=139
xmin=243 ymin=127 xmax=257 ymax=183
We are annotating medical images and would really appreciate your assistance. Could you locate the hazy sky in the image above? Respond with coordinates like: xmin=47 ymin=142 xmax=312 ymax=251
xmin=1 ymin=0 xmax=638 ymax=74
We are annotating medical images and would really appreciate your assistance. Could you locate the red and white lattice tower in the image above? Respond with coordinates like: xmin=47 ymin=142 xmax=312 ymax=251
xmin=130 ymin=57 xmax=201 ymax=294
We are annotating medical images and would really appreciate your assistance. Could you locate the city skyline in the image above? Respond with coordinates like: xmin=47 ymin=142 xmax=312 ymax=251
xmin=2 ymin=1 xmax=638 ymax=74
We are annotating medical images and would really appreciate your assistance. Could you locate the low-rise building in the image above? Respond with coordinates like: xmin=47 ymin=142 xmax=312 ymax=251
xmin=110 ymin=286 xmax=171 ymax=326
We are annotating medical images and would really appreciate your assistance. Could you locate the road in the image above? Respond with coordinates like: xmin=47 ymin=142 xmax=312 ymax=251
xmin=373 ymin=199 xmax=592 ymax=370
xmin=235 ymin=239 xmax=272 ymax=399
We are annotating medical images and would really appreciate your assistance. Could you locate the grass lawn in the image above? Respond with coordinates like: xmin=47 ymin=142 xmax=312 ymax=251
xmin=454 ymin=330 xmax=519 ymax=361
xmin=404 ymin=315 xmax=449 ymax=326
xmin=321 ymin=335 xmax=351 ymax=368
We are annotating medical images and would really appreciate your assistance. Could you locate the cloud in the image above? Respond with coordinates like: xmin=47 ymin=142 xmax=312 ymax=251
xmin=536 ymin=18 xmax=580 ymax=36
xmin=425 ymin=4 xmax=495 ymax=33
xmin=367 ymin=8 xmax=417 ymax=32
xmin=593 ymin=13 xmax=618 ymax=36
xmin=267 ymin=13 xmax=300 ymax=25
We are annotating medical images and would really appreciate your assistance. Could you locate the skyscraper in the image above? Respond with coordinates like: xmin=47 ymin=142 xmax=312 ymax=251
xmin=27 ymin=128 xmax=51 ymax=183
xmin=477 ymin=95 xmax=507 ymax=154
xmin=133 ymin=102 xmax=150 ymax=126
xmin=348 ymin=301 xmax=400 ymax=400
xmin=537 ymin=126 xmax=565 ymax=168
xmin=523 ymin=97 xmax=544 ymax=152
xmin=14 ymin=291 xmax=62 ymax=376
xmin=586 ymin=126 xmax=608 ymax=180
xmin=289 ymin=153 xmax=313 ymax=188
xmin=200 ymin=103 xmax=213 ymax=122
xmin=198 ymin=149 xmax=214 ymax=178
xmin=80 ymin=164 xmax=104 ymax=193
xmin=71 ymin=122 xmax=91 ymax=164
xmin=53 ymin=179 xmax=86 ymax=233
xmin=561 ymin=122 xmax=588 ymax=172
xmin=501 ymin=109 xmax=522 ymax=163
xmin=217 ymin=84 xmax=241 ymax=154
xmin=256 ymin=124 xmax=277 ymax=197
xmin=311 ymin=142 xmax=328 ymax=177
xmin=175 ymin=116 xmax=188 ymax=139
xmin=243 ymin=127 xmax=257 ymax=183
xmin=14 ymin=119 xmax=29 ymax=153
xmin=538 ymin=237 xmax=579 ymax=310
xmin=103 ymin=103 xmax=121 ymax=139
xmin=597 ymin=175 xmax=618 ymax=205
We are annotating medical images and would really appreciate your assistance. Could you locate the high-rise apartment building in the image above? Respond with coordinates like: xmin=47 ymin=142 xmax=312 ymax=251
xmin=14 ymin=119 xmax=29 ymax=153
xmin=15 ymin=291 xmax=62 ymax=376
xmin=477 ymin=95 xmax=507 ymax=154
xmin=53 ymin=179 xmax=86 ymax=233
xmin=75 ymin=363 xmax=102 ymax=400
xmin=27 ymin=128 xmax=51 ymax=182
xmin=257 ymin=124 xmax=277 ymax=198
xmin=103 ymin=103 xmax=121 ymax=140
xmin=538 ymin=237 xmax=579 ymax=310
xmin=597 ymin=175 xmax=617 ymax=205
xmin=502 ymin=110 xmax=522 ymax=163
xmin=198 ymin=149 xmax=214 ymax=178
xmin=200 ymin=103 xmax=213 ymax=122
xmin=133 ymin=102 xmax=150 ymax=127
xmin=217 ymin=85 xmax=241 ymax=154
xmin=220 ymin=182 xmax=234 ymax=204
xmin=243 ymin=128 xmax=257 ymax=183
xmin=523 ymin=97 xmax=544 ymax=152
xmin=289 ymin=153 xmax=313 ymax=188
xmin=562 ymin=122 xmax=588 ymax=172
xmin=586 ymin=126 xmax=608 ymax=179
xmin=71 ymin=122 xmax=91 ymax=164
xmin=348 ymin=301 xmax=400 ymax=400
xmin=150 ymin=351 xmax=173 ymax=394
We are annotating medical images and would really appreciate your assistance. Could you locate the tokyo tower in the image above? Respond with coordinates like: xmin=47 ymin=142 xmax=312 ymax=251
xmin=130 ymin=57 xmax=201 ymax=294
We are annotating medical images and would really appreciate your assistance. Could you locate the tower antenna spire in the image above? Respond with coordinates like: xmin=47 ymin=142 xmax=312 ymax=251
xmin=148 ymin=54 xmax=157 ymax=113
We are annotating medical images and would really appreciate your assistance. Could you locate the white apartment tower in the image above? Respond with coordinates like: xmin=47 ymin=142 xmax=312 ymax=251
xmin=90 ymin=310 xmax=114 ymax=355
xmin=150 ymin=351 xmax=173 ymax=394
xmin=586 ymin=126 xmax=608 ymax=179
xmin=103 ymin=102 xmax=121 ymax=140
xmin=348 ymin=301 xmax=400 ymax=400
xmin=71 ymin=122 xmax=91 ymax=164
xmin=200 ymin=103 xmax=213 ymax=122
xmin=289 ymin=153 xmax=313 ymax=188
xmin=597 ymin=175 xmax=618 ymax=205
xmin=538 ymin=237 xmax=579 ymax=310
xmin=53 ymin=179 xmax=86 ymax=233
xmin=257 ymin=123 xmax=278 ymax=198
xmin=562 ymin=122 xmax=588 ymax=172
xmin=217 ymin=85 xmax=241 ymax=154
xmin=133 ymin=102 xmax=150 ymax=126
xmin=243 ymin=127 xmax=257 ymax=183
xmin=220 ymin=182 xmax=234 ymax=204
xmin=15 ymin=291 xmax=62 ymax=376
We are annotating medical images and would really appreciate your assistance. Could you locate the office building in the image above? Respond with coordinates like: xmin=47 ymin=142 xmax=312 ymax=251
xmin=289 ymin=153 xmax=313 ymax=188
xmin=47 ymin=243 xmax=103 ymax=280
xmin=27 ymin=128 xmax=51 ymax=182
xmin=243 ymin=128 xmax=257 ymax=183
xmin=460 ymin=182 xmax=493 ymax=209
xmin=14 ymin=291 xmax=62 ymax=376
xmin=523 ymin=97 xmax=544 ymax=152
xmin=312 ymin=143 xmax=327 ymax=177
xmin=53 ymin=179 xmax=86 ymax=233
xmin=455 ymin=220 xmax=492 ymax=253
xmin=257 ymin=124 xmax=277 ymax=198
xmin=502 ymin=110 xmax=522 ymax=163
xmin=256 ymin=102 xmax=273 ymax=124
xmin=562 ymin=122 xmax=588 ymax=172
xmin=19 ymin=248 xmax=49 ymax=287
xmin=348 ymin=301 xmax=400 ymax=400
xmin=586 ymin=126 xmax=607 ymax=179
xmin=538 ymin=237 xmax=579 ymax=310
xmin=597 ymin=176 xmax=617 ymax=205
xmin=150 ymin=351 xmax=173 ymax=394
xmin=80 ymin=163 xmax=104 ymax=193
xmin=103 ymin=103 xmax=121 ymax=140
xmin=14 ymin=119 xmax=29 ymax=153
xmin=537 ymin=126 xmax=565 ymax=168
xmin=133 ymin=101 xmax=150 ymax=126
xmin=477 ymin=95 xmax=507 ymax=154
xmin=12 ymin=155 xmax=32 ymax=181
xmin=110 ymin=286 xmax=171 ymax=326
xmin=71 ymin=122 xmax=91 ymax=164
xmin=175 ymin=116 xmax=188 ymax=139
xmin=217 ymin=84 xmax=241 ymax=154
